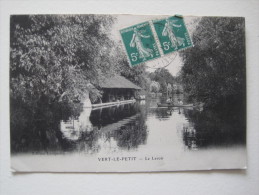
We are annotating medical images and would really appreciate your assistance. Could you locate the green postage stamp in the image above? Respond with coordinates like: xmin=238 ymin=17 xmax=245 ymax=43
xmin=120 ymin=22 xmax=160 ymax=66
xmin=120 ymin=16 xmax=193 ymax=66
xmin=153 ymin=16 xmax=193 ymax=55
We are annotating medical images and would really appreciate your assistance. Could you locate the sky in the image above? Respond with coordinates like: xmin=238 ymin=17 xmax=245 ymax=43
xmin=109 ymin=14 xmax=200 ymax=76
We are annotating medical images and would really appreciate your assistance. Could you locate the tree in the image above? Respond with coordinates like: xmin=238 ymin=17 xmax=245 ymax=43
xmin=10 ymin=15 xmax=116 ymax=104
xmin=149 ymin=68 xmax=175 ymax=93
xmin=167 ymin=83 xmax=172 ymax=97
xmin=150 ymin=81 xmax=160 ymax=93
xmin=179 ymin=17 xmax=246 ymax=107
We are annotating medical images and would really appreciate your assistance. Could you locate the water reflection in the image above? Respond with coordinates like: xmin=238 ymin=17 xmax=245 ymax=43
xmin=60 ymin=108 xmax=93 ymax=141
xmin=182 ymin=124 xmax=198 ymax=150
xmin=181 ymin=107 xmax=246 ymax=149
xmin=59 ymin=103 xmax=148 ymax=151
xmin=11 ymin=98 xmax=246 ymax=155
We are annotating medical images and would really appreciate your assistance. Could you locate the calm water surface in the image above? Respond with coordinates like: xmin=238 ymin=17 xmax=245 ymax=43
xmin=11 ymin=97 xmax=246 ymax=153
xmin=11 ymin=97 xmax=246 ymax=171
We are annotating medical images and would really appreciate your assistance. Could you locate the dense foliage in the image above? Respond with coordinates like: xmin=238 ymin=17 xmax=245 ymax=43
xmin=10 ymin=15 xmax=117 ymax=104
xmin=150 ymin=81 xmax=160 ymax=93
xmin=10 ymin=15 xmax=156 ymax=105
xmin=149 ymin=68 xmax=175 ymax=94
xmin=179 ymin=17 xmax=246 ymax=107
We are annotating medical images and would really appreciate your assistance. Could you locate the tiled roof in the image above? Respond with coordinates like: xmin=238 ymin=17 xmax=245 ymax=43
xmin=99 ymin=75 xmax=141 ymax=90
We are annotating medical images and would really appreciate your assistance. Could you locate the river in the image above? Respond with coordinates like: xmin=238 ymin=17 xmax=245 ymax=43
xmin=11 ymin=97 xmax=246 ymax=172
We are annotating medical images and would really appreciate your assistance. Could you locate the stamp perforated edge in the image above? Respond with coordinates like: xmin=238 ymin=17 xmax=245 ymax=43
xmin=119 ymin=15 xmax=194 ymax=67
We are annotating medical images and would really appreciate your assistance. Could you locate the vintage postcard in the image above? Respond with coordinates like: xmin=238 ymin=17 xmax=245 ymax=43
xmin=10 ymin=14 xmax=246 ymax=172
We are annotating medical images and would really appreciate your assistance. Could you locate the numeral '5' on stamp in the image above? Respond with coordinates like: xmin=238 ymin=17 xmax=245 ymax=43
xmin=120 ymin=22 xmax=160 ymax=67
xmin=153 ymin=16 xmax=193 ymax=55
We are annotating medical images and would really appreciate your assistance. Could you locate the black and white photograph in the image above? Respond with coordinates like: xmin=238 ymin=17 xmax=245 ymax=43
xmin=10 ymin=14 xmax=246 ymax=172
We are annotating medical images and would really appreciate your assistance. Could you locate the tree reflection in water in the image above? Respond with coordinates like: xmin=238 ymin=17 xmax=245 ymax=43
xmin=182 ymin=125 xmax=198 ymax=150
xmin=10 ymin=99 xmax=83 ymax=154
xmin=148 ymin=103 xmax=246 ymax=150
xmin=11 ymin=97 xmax=245 ymax=155
xmin=181 ymin=107 xmax=246 ymax=150
xmin=90 ymin=103 xmax=148 ymax=150
xmin=11 ymin=100 xmax=148 ymax=154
